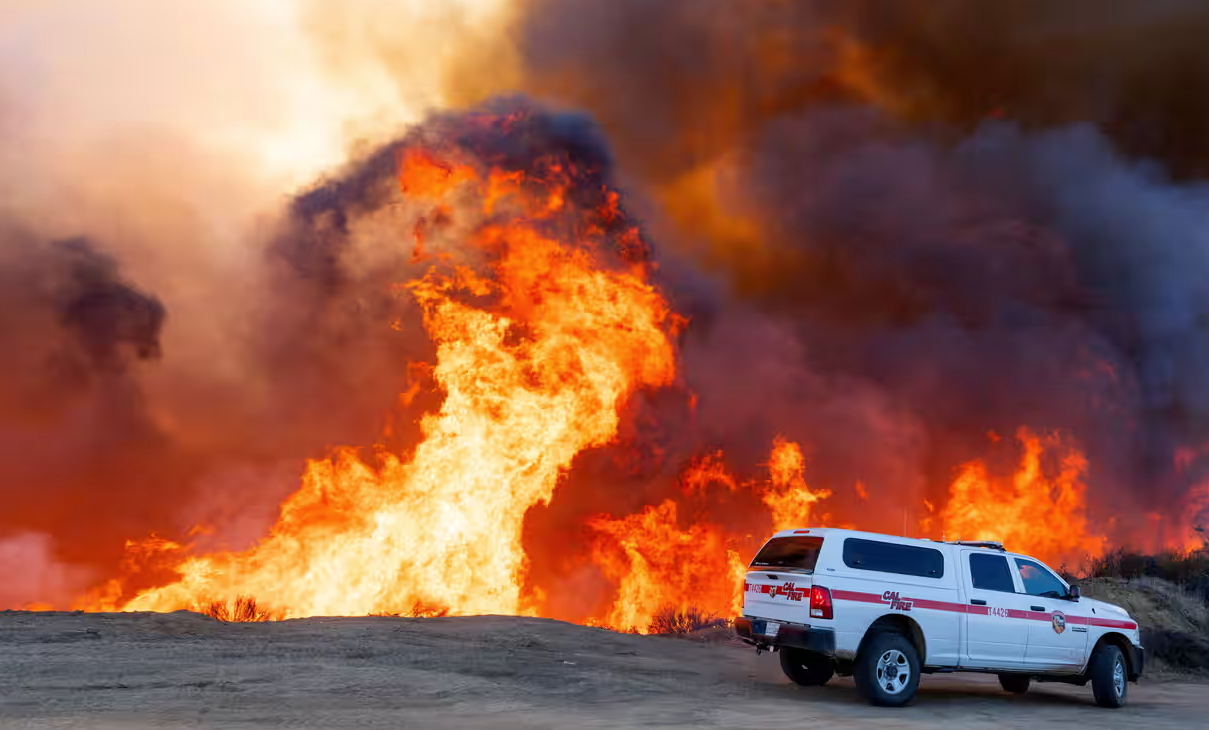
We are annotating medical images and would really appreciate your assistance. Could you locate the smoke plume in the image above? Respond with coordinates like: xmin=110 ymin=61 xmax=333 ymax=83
xmin=4 ymin=0 xmax=1209 ymax=610
xmin=488 ymin=0 xmax=1209 ymax=545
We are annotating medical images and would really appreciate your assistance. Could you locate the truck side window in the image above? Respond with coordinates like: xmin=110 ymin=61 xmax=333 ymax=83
xmin=841 ymin=538 xmax=945 ymax=578
xmin=1014 ymin=558 xmax=1068 ymax=598
xmin=968 ymin=553 xmax=1015 ymax=592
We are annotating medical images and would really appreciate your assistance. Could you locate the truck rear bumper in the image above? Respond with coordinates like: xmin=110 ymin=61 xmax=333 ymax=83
xmin=734 ymin=617 xmax=836 ymax=655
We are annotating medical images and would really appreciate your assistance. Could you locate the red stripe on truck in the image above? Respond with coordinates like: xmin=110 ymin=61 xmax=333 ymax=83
xmin=828 ymin=588 xmax=1136 ymax=629
xmin=830 ymin=589 xmax=883 ymax=604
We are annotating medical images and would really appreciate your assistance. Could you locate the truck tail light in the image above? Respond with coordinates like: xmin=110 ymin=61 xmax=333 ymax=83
xmin=810 ymin=585 xmax=833 ymax=619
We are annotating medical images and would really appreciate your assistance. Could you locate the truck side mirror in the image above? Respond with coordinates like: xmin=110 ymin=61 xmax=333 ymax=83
xmin=1068 ymin=584 xmax=1081 ymax=601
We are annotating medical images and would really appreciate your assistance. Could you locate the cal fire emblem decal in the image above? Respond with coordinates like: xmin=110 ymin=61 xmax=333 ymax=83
xmin=1051 ymin=611 xmax=1067 ymax=634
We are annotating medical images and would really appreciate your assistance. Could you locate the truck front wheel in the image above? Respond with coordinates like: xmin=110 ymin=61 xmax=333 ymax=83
xmin=1089 ymin=644 xmax=1128 ymax=708
xmin=854 ymin=631 xmax=920 ymax=707
xmin=779 ymin=647 xmax=834 ymax=686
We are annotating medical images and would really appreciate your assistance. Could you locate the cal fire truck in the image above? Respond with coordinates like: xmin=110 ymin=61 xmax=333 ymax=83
xmin=736 ymin=528 xmax=1144 ymax=707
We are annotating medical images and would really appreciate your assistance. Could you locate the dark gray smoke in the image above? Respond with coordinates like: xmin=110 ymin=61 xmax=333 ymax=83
xmin=0 ymin=231 xmax=164 ymax=390
xmin=513 ymin=0 xmax=1209 ymax=180
xmin=826 ymin=0 xmax=1209 ymax=180
xmin=500 ymin=0 xmax=1209 ymax=542
xmin=0 ymin=228 xmax=174 ymax=592
xmin=47 ymin=237 xmax=165 ymax=368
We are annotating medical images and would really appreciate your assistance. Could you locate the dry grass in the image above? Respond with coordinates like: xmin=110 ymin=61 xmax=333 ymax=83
xmin=371 ymin=602 xmax=451 ymax=618
xmin=1071 ymin=548 xmax=1209 ymax=603
xmin=646 ymin=605 xmax=729 ymax=635
xmin=1081 ymin=577 xmax=1208 ymax=634
xmin=1142 ymin=628 xmax=1209 ymax=672
xmin=201 ymin=596 xmax=277 ymax=623
xmin=1081 ymin=577 xmax=1209 ymax=675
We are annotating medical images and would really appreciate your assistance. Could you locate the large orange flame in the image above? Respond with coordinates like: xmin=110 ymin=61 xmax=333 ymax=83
xmin=940 ymin=428 xmax=1106 ymax=567
xmin=97 ymin=114 xmax=679 ymax=618
xmin=589 ymin=499 xmax=746 ymax=633
xmin=588 ymin=437 xmax=826 ymax=633
xmin=762 ymin=436 xmax=830 ymax=532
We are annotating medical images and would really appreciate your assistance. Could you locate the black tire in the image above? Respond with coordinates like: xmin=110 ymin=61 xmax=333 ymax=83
xmin=779 ymin=647 xmax=835 ymax=686
xmin=854 ymin=631 xmax=921 ymax=707
xmin=1090 ymin=643 xmax=1128 ymax=708
xmin=998 ymin=674 xmax=1031 ymax=694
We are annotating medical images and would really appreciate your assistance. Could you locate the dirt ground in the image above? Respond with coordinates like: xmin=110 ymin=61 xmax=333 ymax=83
xmin=1 ymin=611 xmax=1205 ymax=729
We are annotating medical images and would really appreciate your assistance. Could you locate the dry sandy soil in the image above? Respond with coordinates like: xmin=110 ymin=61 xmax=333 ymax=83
xmin=0 ymin=611 xmax=1205 ymax=729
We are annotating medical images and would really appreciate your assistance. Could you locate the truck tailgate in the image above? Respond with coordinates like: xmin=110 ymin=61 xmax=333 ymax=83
xmin=743 ymin=570 xmax=814 ymax=624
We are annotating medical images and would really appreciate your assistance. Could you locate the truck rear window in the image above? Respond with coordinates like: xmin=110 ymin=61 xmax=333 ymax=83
xmin=842 ymin=538 xmax=945 ymax=578
xmin=750 ymin=536 xmax=824 ymax=572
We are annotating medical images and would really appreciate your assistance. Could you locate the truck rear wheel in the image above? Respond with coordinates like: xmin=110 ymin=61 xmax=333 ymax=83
xmin=998 ymin=674 xmax=1030 ymax=693
xmin=1090 ymin=644 xmax=1128 ymax=708
xmin=854 ymin=631 xmax=920 ymax=707
xmin=779 ymin=647 xmax=834 ymax=686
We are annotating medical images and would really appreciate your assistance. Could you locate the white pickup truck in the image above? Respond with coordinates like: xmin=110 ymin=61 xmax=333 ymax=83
xmin=735 ymin=528 xmax=1144 ymax=707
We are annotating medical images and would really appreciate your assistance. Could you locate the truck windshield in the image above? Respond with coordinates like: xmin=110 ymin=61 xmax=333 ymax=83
xmin=750 ymin=536 xmax=824 ymax=572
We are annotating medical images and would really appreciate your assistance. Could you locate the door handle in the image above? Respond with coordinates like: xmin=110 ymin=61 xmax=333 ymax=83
xmin=1031 ymin=605 xmax=1045 ymax=612
xmin=970 ymin=599 xmax=987 ymax=605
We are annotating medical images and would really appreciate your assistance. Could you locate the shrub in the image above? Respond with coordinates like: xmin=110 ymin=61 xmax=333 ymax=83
xmin=1142 ymin=627 xmax=1209 ymax=672
xmin=646 ymin=605 xmax=729 ymax=634
xmin=1077 ymin=549 xmax=1209 ymax=602
xmin=202 ymin=595 xmax=276 ymax=622
xmin=369 ymin=601 xmax=451 ymax=618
